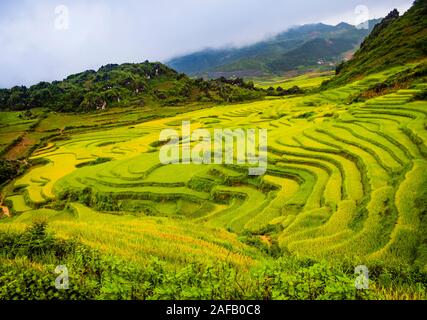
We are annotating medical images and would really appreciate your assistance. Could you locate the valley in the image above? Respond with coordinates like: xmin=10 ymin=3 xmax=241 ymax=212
xmin=0 ymin=1 xmax=426 ymax=301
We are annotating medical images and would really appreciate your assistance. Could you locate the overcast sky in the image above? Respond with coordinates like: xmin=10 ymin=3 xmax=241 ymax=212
xmin=0 ymin=0 xmax=414 ymax=88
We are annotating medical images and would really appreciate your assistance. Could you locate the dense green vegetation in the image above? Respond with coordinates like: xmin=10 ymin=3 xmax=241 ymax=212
xmin=0 ymin=62 xmax=263 ymax=113
xmin=2 ymin=221 xmax=426 ymax=300
xmin=0 ymin=160 xmax=28 ymax=186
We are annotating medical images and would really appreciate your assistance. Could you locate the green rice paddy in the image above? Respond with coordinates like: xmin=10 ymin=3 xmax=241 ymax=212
xmin=1 ymin=64 xmax=427 ymax=277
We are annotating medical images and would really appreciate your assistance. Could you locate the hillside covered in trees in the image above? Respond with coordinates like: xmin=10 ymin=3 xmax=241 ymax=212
xmin=0 ymin=62 xmax=263 ymax=113
xmin=330 ymin=0 xmax=427 ymax=86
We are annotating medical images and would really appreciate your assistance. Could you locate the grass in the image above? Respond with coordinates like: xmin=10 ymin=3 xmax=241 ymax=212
xmin=1 ymin=203 xmax=259 ymax=268
xmin=6 ymin=195 xmax=32 ymax=213
xmin=254 ymin=72 xmax=334 ymax=90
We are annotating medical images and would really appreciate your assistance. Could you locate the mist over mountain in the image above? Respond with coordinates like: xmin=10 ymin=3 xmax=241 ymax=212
xmin=167 ymin=19 xmax=381 ymax=78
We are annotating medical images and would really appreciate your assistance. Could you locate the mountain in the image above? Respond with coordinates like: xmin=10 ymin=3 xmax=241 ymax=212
xmin=0 ymin=62 xmax=263 ymax=112
xmin=167 ymin=20 xmax=380 ymax=78
xmin=330 ymin=0 xmax=427 ymax=85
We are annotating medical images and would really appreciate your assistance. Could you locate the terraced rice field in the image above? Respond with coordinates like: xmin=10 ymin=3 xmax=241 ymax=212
xmin=254 ymin=72 xmax=334 ymax=90
xmin=2 ymin=65 xmax=427 ymax=271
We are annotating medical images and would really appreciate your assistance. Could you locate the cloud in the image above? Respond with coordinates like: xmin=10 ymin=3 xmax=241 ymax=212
xmin=0 ymin=0 xmax=414 ymax=87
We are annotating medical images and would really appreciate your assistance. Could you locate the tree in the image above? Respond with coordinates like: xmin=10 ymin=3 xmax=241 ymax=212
xmin=80 ymin=92 xmax=103 ymax=111
xmin=335 ymin=61 xmax=346 ymax=75
xmin=7 ymin=86 xmax=29 ymax=110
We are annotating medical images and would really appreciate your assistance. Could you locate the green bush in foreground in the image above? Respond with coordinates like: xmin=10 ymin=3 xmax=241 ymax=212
xmin=1 ymin=222 xmax=426 ymax=300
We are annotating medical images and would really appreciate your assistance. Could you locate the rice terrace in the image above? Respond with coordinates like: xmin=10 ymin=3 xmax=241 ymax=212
xmin=0 ymin=0 xmax=427 ymax=301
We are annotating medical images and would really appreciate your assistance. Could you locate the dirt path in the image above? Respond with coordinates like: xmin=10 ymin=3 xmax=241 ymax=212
xmin=0 ymin=194 xmax=10 ymax=217
xmin=0 ymin=206 xmax=10 ymax=217
xmin=4 ymin=134 xmax=36 ymax=160
xmin=4 ymin=113 xmax=46 ymax=161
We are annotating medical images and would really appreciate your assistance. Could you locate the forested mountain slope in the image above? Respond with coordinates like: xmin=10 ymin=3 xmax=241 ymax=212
xmin=0 ymin=62 xmax=263 ymax=112
xmin=168 ymin=20 xmax=379 ymax=78
xmin=330 ymin=0 xmax=427 ymax=85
